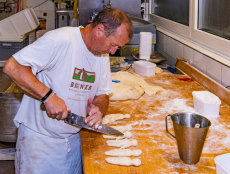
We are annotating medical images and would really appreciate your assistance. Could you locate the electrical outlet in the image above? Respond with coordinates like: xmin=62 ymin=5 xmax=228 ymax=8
xmin=0 ymin=0 xmax=7 ymax=2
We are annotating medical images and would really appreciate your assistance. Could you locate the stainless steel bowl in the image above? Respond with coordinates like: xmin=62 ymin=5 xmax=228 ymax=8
xmin=0 ymin=67 xmax=23 ymax=142
xmin=131 ymin=51 xmax=167 ymax=64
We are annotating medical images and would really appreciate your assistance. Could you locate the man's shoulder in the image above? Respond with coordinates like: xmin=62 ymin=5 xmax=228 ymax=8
xmin=44 ymin=27 xmax=80 ymax=42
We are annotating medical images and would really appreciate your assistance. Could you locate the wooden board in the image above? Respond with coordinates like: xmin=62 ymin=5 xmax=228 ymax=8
xmin=176 ymin=57 xmax=230 ymax=106
xmin=81 ymin=68 xmax=230 ymax=174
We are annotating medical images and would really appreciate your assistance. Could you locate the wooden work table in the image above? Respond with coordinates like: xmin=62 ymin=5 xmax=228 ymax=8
xmin=81 ymin=63 xmax=230 ymax=173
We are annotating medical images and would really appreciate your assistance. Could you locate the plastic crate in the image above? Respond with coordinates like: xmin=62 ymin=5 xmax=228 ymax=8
xmin=0 ymin=8 xmax=39 ymax=37
xmin=0 ymin=36 xmax=29 ymax=61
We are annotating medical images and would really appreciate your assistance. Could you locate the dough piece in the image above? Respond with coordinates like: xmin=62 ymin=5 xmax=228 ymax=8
xmin=125 ymin=125 xmax=132 ymax=131
xmin=111 ymin=125 xmax=132 ymax=133
xmin=109 ymin=83 xmax=144 ymax=101
xmin=103 ymin=132 xmax=132 ymax=139
xmin=105 ymin=157 xmax=141 ymax=166
xmin=102 ymin=114 xmax=130 ymax=124
xmin=96 ymin=53 xmax=109 ymax=57
xmin=106 ymin=139 xmax=138 ymax=149
xmin=111 ymin=71 xmax=167 ymax=95
xmin=105 ymin=149 xmax=142 ymax=157
xmin=155 ymin=67 xmax=163 ymax=74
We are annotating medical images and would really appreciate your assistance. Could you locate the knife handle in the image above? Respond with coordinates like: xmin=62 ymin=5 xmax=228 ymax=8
xmin=64 ymin=112 xmax=76 ymax=124
xmin=64 ymin=112 xmax=83 ymax=124
xmin=40 ymin=102 xmax=46 ymax=111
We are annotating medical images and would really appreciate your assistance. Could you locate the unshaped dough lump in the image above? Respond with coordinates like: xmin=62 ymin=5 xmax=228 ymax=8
xmin=109 ymin=83 xmax=144 ymax=101
xmin=103 ymin=131 xmax=132 ymax=140
xmin=105 ymin=157 xmax=141 ymax=166
xmin=111 ymin=71 xmax=167 ymax=95
xmin=106 ymin=139 xmax=137 ymax=149
xmin=102 ymin=114 xmax=130 ymax=124
xmin=111 ymin=125 xmax=132 ymax=133
xmin=105 ymin=149 xmax=142 ymax=157
xmin=155 ymin=67 xmax=163 ymax=74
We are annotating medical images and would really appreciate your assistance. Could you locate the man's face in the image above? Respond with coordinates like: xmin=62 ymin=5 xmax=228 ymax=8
xmin=91 ymin=24 xmax=130 ymax=56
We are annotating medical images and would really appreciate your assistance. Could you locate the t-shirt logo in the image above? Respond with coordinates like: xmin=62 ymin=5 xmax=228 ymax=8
xmin=72 ymin=68 xmax=95 ymax=83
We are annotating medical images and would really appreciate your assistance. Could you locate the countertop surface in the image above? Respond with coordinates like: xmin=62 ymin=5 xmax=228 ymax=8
xmin=81 ymin=69 xmax=230 ymax=174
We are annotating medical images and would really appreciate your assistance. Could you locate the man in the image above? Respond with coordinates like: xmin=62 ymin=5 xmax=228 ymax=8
xmin=3 ymin=8 xmax=133 ymax=174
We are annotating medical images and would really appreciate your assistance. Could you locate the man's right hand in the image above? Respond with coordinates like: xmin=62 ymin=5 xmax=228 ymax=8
xmin=43 ymin=93 xmax=69 ymax=120
xmin=3 ymin=57 xmax=70 ymax=120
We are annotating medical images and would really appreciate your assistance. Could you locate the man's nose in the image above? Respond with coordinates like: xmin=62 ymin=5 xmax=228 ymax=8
xmin=109 ymin=46 xmax=119 ymax=55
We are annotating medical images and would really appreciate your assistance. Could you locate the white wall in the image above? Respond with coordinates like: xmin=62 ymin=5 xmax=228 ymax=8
xmin=156 ymin=31 xmax=230 ymax=89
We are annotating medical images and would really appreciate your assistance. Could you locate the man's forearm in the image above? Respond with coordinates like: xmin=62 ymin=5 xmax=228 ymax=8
xmin=3 ymin=57 xmax=50 ymax=100
xmin=93 ymin=94 xmax=109 ymax=116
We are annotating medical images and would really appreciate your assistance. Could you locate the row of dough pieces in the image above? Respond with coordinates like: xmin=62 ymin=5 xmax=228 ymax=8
xmin=103 ymin=70 xmax=166 ymax=165
xmin=102 ymin=113 xmax=142 ymax=166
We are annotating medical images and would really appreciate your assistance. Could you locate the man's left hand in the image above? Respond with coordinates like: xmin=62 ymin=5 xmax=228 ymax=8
xmin=85 ymin=95 xmax=109 ymax=129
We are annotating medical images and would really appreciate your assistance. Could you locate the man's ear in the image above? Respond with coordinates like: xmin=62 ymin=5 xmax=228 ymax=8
xmin=95 ymin=24 xmax=106 ymax=37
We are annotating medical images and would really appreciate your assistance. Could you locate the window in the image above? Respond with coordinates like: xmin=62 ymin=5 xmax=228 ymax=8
xmin=198 ymin=0 xmax=230 ymax=40
xmin=149 ymin=0 xmax=230 ymax=65
xmin=151 ymin=0 xmax=189 ymax=26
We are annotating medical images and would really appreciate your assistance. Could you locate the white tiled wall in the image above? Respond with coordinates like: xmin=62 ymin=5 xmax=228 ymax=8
xmin=183 ymin=45 xmax=194 ymax=65
xmin=156 ymin=31 xmax=230 ymax=88
xmin=222 ymin=65 xmax=230 ymax=88
xmin=174 ymin=40 xmax=183 ymax=61
xmin=193 ymin=51 xmax=207 ymax=74
xmin=206 ymin=58 xmax=222 ymax=84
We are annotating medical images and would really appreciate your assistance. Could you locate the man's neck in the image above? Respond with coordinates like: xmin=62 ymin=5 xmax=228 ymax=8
xmin=80 ymin=25 xmax=93 ymax=53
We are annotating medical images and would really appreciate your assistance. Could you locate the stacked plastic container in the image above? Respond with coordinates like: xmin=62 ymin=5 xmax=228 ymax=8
xmin=139 ymin=32 xmax=152 ymax=60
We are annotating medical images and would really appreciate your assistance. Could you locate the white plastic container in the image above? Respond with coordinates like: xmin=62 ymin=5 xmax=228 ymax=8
xmin=0 ymin=8 xmax=39 ymax=37
xmin=61 ymin=3 xmax=66 ymax=9
xmin=139 ymin=32 xmax=152 ymax=60
xmin=192 ymin=91 xmax=221 ymax=117
xmin=134 ymin=60 xmax=156 ymax=76
xmin=215 ymin=153 xmax=230 ymax=174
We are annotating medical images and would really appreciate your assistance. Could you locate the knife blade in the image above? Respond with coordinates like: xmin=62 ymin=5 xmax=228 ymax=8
xmin=64 ymin=112 xmax=124 ymax=136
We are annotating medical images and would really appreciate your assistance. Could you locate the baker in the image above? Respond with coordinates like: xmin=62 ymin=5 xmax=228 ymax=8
xmin=3 ymin=8 xmax=133 ymax=174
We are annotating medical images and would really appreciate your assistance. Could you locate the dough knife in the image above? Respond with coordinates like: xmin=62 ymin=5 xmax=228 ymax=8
xmin=64 ymin=112 xmax=124 ymax=135
xmin=40 ymin=103 xmax=124 ymax=135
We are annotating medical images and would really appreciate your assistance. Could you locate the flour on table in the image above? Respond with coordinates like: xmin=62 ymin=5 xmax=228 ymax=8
xmin=111 ymin=71 xmax=167 ymax=96
xmin=160 ymin=98 xmax=198 ymax=114
xmin=105 ymin=149 xmax=142 ymax=157
xmin=106 ymin=139 xmax=137 ymax=149
xmin=109 ymin=83 xmax=144 ymax=101
xmin=105 ymin=157 xmax=141 ymax=166
xmin=102 ymin=114 xmax=130 ymax=124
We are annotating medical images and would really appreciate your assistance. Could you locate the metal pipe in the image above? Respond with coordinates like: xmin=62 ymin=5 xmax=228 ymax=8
xmin=59 ymin=0 xmax=61 ymax=9
xmin=107 ymin=0 xmax=111 ymax=8
xmin=20 ymin=0 xmax=22 ymax=11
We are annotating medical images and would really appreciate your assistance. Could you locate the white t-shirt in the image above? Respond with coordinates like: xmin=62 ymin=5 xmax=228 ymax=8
xmin=12 ymin=27 xmax=113 ymax=138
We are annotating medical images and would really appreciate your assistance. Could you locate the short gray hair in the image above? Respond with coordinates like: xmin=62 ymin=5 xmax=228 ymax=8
xmin=91 ymin=8 xmax=133 ymax=40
